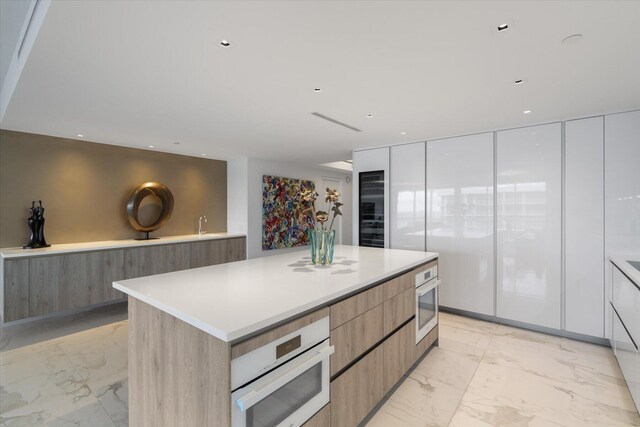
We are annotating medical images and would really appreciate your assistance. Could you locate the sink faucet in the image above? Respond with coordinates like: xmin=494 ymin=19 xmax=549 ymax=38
xmin=198 ymin=215 xmax=207 ymax=237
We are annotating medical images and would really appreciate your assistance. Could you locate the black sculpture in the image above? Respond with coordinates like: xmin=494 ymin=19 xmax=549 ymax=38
xmin=23 ymin=200 xmax=51 ymax=249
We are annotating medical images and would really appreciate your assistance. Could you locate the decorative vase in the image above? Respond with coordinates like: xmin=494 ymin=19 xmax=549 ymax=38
xmin=309 ymin=229 xmax=335 ymax=265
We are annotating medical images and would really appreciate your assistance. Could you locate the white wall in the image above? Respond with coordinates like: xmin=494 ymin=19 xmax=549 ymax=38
xmin=227 ymin=158 xmax=249 ymax=236
xmin=227 ymin=157 xmax=352 ymax=259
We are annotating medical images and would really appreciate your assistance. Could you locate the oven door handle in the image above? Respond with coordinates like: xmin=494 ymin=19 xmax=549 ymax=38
xmin=417 ymin=279 xmax=440 ymax=297
xmin=235 ymin=344 xmax=335 ymax=412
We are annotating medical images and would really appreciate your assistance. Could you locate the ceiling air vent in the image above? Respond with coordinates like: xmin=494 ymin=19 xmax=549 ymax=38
xmin=18 ymin=0 xmax=43 ymax=58
xmin=311 ymin=112 xmax=362 ymax=132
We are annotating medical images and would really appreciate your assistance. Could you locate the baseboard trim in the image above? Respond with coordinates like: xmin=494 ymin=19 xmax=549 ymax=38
xmin=0 ymin=299 xmax=127 ymax=327
xmin=440 ymin=305 xmax=610 ymax=347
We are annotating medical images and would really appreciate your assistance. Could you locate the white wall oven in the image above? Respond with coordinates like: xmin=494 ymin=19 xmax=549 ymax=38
xmin=231 ymin=317 xmax=334 ymax=427
xmin=416 ymin=263 xmax=440 ymax=344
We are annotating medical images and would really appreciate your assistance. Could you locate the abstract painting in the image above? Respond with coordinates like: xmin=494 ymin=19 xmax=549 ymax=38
xmin=262 ymin=175 xmax=315 ymax=250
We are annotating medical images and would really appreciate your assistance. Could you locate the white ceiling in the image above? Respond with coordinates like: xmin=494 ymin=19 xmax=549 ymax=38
xmin=2 ymin=1 xmax=639 ymax=164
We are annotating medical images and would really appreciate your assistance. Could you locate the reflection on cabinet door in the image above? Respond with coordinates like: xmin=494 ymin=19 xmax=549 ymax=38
xmin=124 ymin=243 xmax=191 ymax=278
xmin=496 ymin=123 xmax=562 ymax=329
xmin=605 ymin=110 xmax=640 ymax=339
xmin=565 ymin=117 xmax=604 ymax=337
xmin=612 ymin=308 xmax=640 ymax=410
xmin=390 ymin=142 xmax=425 ymax=251
xmin=427 ymin=133 xmax=494 ymax=316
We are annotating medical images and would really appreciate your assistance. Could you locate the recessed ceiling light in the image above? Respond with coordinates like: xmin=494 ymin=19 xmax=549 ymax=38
xmin=77 ymin=134 xmax=84 ymax=138
xmin=366 ymin=114 xmax=374 ymax=118
xmin=220 ymin=40 xmax=231 ymax=47
xmin=314 ymin=88 xmax=321 ymax=92
xmin=400 ymin=131 xmax=407 ymax=135
xmin=562 ymin=34 xmax=583 ymax=45
xmin=148 ymin=145 xmax=154 ymax=148
xmin=523 ymin=110 xmax=532 ymax=114
xmin=173 ymin=141 xmax=181 ymax=145
xmin=201 ymin=153 xmax=207 ymax=156
xmin=497 ymin=24 xmax=509 ymax=32
xmin=514 ymin=79 xmax=525 ymax=85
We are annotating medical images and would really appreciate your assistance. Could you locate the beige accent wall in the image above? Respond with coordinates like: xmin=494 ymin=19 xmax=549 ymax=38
xmin=0 ymin=130 xmax=227 ymax=248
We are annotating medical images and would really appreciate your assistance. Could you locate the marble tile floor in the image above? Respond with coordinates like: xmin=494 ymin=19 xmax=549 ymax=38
xmin=1 ymin=304 xmax=639 ymax=427
xmin=367 ymin=313 xmax=640 ymax=427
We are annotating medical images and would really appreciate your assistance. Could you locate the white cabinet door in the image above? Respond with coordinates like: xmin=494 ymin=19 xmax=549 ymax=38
xmin=612 ymin=308 xmax=640 ymax=411
xmin=565 ymin=117 xmax=604 ymax=337
xmin=352 ymin=148 xmax=390 ymax=248
xmin=390 ymin=142 xmax=425 ymax=251
xmin=427 ymin=133 xmax=494 ymax=316
xmin=496 ymin=123 xmax=562 ymax=329
xmin=605 ymin=110 xmax=640 ymax=339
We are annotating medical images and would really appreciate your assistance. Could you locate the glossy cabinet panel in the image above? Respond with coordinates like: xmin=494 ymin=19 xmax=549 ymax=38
xmin=565 ymin=117 xmax=604 ymax=337
xmin=390 ymin=142 xmax=425 ymax=251
xmin=605 ymin=111 xmax=640 ymax=338
xmin=496 ymin=123 xmax=562 ymax=328
xmin=352 ymin=148 xmax=389 ymax=248
xmin=427 ymin=133 xmax=494 ymax=316
xmin=612 ymin=308 xmax=640 ymax=411
xmin=612 ymin=266 xmax=640 ymax=344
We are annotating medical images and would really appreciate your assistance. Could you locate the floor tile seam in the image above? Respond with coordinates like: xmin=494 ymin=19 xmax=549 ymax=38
xmin=57 ymin=347 xmax=120 ymax=427
xmin=468 ymin=355 xmax=638 ymax=414
xmin=464 ymin=387 xmax=640 ymax=427
xmin=444 ymin=329 xmax=493 ymax=427
xmin=408 ymin=347 xmax=482 ymax=394
xmin=0 ymin=342 xmax=80 ymax=388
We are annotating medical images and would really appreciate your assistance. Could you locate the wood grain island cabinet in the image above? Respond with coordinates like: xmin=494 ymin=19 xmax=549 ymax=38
xmin=0 ymin=234 xmax=246 ymax=323
xmin=116 ymin=246 xmax=438 ymax=427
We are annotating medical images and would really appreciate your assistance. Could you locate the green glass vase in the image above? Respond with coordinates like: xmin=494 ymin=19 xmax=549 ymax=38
xmin=309 ymin=229 xmax=335 ymax=265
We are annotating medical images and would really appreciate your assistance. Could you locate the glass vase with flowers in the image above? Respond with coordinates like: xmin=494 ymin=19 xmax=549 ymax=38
xmin=299 ymin=187 xmax=343 ymax=265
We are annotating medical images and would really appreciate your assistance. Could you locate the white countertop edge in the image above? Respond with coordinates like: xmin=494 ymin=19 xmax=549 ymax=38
xmin=610 ymin=255 xmax=640 ymax=288
xmin=1 ymin=233 xmax=246 ymax=259
xmin=113 ymin=253 xmax=437 ymax=343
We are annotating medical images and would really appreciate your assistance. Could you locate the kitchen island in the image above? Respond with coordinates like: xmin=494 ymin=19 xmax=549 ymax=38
xmin=114 ymin=245 xmax=439 ymax=427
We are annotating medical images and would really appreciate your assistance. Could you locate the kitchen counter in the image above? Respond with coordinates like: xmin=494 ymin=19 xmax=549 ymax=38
xmin=610 ymin=255 xmax=640 ymax=289
xmin=0 ymin=232 xmax=245 ymax=259
xmin=114 ymin=245 xmax=437 ymax=342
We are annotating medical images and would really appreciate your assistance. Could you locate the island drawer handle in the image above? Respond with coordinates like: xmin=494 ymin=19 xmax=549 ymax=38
xmin=235 ymin=345 xmax=335 ymax=412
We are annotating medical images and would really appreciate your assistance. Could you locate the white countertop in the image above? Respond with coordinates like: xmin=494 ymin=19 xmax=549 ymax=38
xmin=113 ymin=245 xmax=437 ymax=343
xmin=0 ymin=233 xmax=245 ymax=259
xmin=610 ymin=255 xmax=640 ymax=288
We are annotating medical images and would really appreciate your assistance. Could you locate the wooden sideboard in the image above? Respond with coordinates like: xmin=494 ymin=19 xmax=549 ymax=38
xmin=1 ymin=236 xmax=246 ymax=323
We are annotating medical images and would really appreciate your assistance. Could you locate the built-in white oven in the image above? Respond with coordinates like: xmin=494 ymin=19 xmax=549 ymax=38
xmin=415 ymin=264 xmax=440 ymax=344
xmin=231 ymin=317 xmax=334 ymax=427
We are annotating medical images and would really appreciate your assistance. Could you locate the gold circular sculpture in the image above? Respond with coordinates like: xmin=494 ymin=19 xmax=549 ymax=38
xmin=126 ymin=182 xmax=174 ymax=237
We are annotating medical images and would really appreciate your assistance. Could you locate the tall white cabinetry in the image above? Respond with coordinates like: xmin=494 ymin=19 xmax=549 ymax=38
xmin=426 ymin=133 xmax=495 ymax=315
xmin=390 ymin=142 xmax=425 ymax=251
xmin=565 ymin=117 xmax=604 ymax=337
xmin=605 ymin=110 xmax=640 ymax=338
xmin=352 ymin=148 xmax=390 ymax=248
xmin=496 ymin=123 xmax=562 ymax=329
